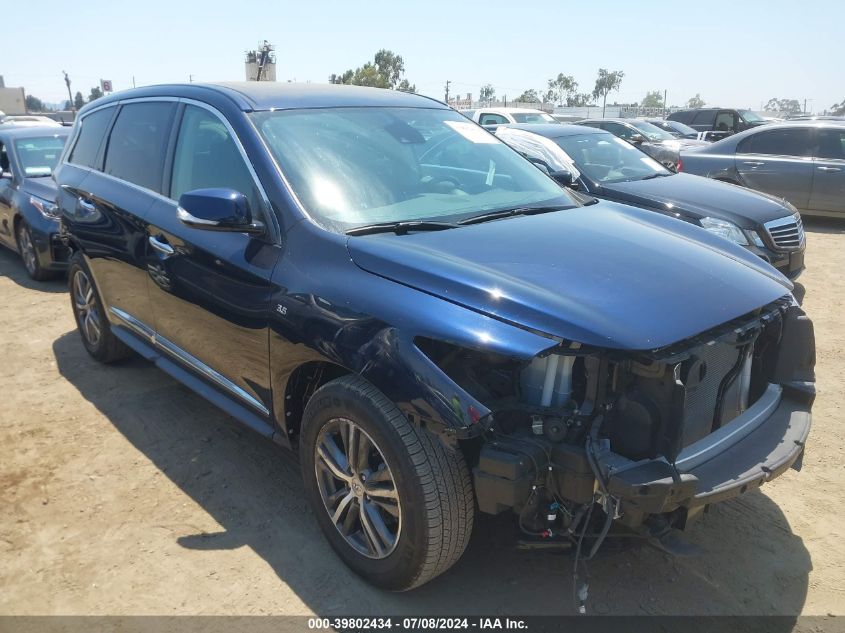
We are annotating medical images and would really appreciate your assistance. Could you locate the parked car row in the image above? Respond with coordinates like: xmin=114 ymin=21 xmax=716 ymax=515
xmin=1 ymin=84 xmax=816 ymax=606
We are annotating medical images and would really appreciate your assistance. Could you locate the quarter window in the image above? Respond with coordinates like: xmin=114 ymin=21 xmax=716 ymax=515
xmin=68 ymin=107 xmax=114 ymax=169
xmin=104 ymin=102 xmax=175 ymax=192
xmin=169 ymin=105 xmax=261 ymax=212
xmin=738 ymin=129 xmax=814 ymax=157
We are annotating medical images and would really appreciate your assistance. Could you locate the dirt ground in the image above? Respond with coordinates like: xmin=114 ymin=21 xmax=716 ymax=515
xmin=0 ymin=220 xmax=843 ymax=619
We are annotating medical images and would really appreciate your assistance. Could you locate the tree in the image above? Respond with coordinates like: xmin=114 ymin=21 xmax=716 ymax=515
xmin=88 ymin=86 xmax=103 ymax=102
xmin=687 ymin=93 xmax=705 ymax=109
xmin=831 ymin=99 xmax=845 ymax=116
xmin=516 ymin=89 xmax=540 ymax=103
xmin=567 ymin=93 xmax=592 ymax=107
xmin=25 ymin=95 xmax=45 ymax=112
xmin=764 ymin=97 xmax=801 ymax=115
xmin=592 ymin=69 xmax=624 ymax=117
xmin=641 ymin=90 xmax=664 ymax=109
xmin=330 ymin=49 xmax=413 ymax=91
xmin=63 ymin=100 xmax=72 ymax=111
xmin=479 ymin=83 xmax=495 ymax=104
xmin=545 ymin=73 xmax=578 ymax=106
xmin=397 ymin=78 xmax=416 ymax=93
xmin=73 ymin=91 xmax=86 ymax=110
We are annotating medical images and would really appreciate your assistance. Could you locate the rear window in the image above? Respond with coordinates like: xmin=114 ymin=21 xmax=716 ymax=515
xmin=103 ymin=102 xmax=175 ymax=193
xmin=738 ymin=128 xmax=814 ymax=157
xmin=68 ymin=107 xmax=114 ymax=169
xmin=14 ymin=135 xmax=67 ymax=177
xmin=668 ymin=110 xmax=692 ymax=124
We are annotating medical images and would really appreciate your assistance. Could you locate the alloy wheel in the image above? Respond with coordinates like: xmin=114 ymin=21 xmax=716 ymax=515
xmin=18 ymin=226 xmax=37 ymax=275
xmin=72 ymin=270 xmax=102 ymax=347
xmin=314 ymin=418 xmax=401 ymax=559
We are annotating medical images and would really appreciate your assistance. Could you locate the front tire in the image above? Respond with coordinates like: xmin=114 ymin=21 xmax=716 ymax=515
xmin=68 ymin=252 xmax=130 ymax=363
xmin=300 ymin=375 xmax=474 ymax=591
xmin=16 ymin=221 xmax=53 ymax=281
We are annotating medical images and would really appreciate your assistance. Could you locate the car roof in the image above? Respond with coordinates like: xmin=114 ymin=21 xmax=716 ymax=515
xmin=0 ymin=126 xmax=71 ymax=140
xmin=76 ymin=82 xmax=450 ymax=114
xmin=577 ymin=118 xmax=634 ymax=124
xmin=476 ymin=107 xmax=550 ymax=115
xmin=504 ymin=123 xmax=606 ymax=138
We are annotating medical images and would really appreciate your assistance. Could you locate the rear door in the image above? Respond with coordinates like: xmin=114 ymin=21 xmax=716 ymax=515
xmin=144 ymin=102 xmax=280 ymax=417
xmin=61 ymin=101 xmax=175 ymax=332
xmin=809 ymin=127 xmax=845 ymax=214
xmin=734 ymin=127 xmax=815 ymax=209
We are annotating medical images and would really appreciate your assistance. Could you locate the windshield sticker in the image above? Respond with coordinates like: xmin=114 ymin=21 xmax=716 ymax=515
xmin=486 ymin=160 xmax=496 ymax=186
xmin=445 ymin=120 xmax=498 ymax=144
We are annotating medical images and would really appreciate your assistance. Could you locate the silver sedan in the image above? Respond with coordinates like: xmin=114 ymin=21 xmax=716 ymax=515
xmin=679 ymin=121 xmax=845 ymax=218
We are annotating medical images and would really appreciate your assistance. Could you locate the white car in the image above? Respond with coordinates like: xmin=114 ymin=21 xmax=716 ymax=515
xmin=0 ymin=115 xmax=62 ymax=128
xmin=459 ymin=107 xmax=558 ymax=126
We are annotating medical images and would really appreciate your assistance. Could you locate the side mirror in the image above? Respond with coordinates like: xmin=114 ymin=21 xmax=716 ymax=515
xmin=177 ymin=188 xmax=264 ymax=235
xmin=551 ymin=170 xmax=578 ymax=189
xmin=628 ymin=134 xmax=646 ymax=145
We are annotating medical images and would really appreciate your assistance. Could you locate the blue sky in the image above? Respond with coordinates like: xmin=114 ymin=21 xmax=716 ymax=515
xmin=4 ymin=0 xmax=842 ymax=112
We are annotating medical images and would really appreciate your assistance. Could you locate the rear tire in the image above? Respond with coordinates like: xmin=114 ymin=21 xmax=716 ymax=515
xmin=300 ymin=375 xmax=474 ymax=590
xmin=68 ymin=252 xmax=131 ymax=363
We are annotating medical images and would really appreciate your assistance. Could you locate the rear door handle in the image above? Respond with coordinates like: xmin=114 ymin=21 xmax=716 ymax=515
xmin=817 ymin=166 xmax=841 ymax=172
xmin=148 ymin=235 xmax=174 ymax=257
xmin=742 ymin=161 xmax=765 ymax=167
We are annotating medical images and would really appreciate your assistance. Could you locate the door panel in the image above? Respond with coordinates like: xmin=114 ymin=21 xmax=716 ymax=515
xmin=145 ymin=199 xmax=279 ymax=414
xmin=145 ymin=103 xmax=279 ymax=415
xmin=809 ymin=129 xmax=845 ymax=214
xmin=735 ymin=128 xmax=815 ymax=209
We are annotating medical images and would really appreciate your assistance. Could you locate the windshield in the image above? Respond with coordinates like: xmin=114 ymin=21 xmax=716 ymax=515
xmin=553 ymin=132 xmax=670 ymax=184
xmin=627 ymin=120 xmax=677 ymax=141
xmin=14 ymin=135 xmax=67 ymax=177
xmin=510 ymin=111 xmax=557 ymax=124
xmin=251 ymin=107 xmax=575 ymax=232
xmin=739 ymin=109 xmax=765 ymax=123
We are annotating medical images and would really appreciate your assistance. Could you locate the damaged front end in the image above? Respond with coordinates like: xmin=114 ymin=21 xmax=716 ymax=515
xmin=422 ymin=296 xmax=815 ymax=546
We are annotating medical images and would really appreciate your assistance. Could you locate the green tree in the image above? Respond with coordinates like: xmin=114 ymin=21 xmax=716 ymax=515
xmin=330 ymin=49 xmax=412 ymax=90
xmin=516 ymin=89 xmax=540 ymax=103
xmin=73 ymin=91 xmax=86 ymax=110
xmin=25 ymin=95 xmax=45 ymax=112
xmin=641 ymin=90 xmax=664 ymax=109
xmin=687 ymin=93 xmax=705 ymax=109
xmin=592 ymin=69 xmax=624 ymax=117
xmin=479 ymin=83 xmax=495 ymax=104
xmin=88 ymin=86 xmax=103 ymax=102
xmin=765 ymin=97 xmax=801 ymax=115
xmin=831 ymin=99 xmax=845 ymax=116
xmin=545 ymin=73 xmax=577 ymax=106
xmin=567 ymin=93 xmax=592 ymax=107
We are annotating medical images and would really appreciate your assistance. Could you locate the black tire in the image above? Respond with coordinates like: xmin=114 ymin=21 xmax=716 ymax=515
xmin=16 ymin=221 xmax=54 ymax=281
xmin=300 ymin=375 xmax=474 ymax=591
xmin=68 ymin=252 xmax=131 ymax=363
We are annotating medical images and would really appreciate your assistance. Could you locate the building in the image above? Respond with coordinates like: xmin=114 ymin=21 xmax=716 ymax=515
xmin=0 ymin=76 xmax=26 ymax=115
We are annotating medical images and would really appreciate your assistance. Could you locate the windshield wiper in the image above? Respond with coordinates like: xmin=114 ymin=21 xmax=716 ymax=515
xmin=457 ymin=205 xmax=571 ymax=226
xmin=346 ymin=220 xmax=459 ymax=236
xmin=640 ymin=172 xmax=671 ymax=180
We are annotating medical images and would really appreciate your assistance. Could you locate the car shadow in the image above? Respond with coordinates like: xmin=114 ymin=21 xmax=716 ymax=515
xmin=52 ymin=330 xmax=810 ymax=620
xmin=0 ymin=246 xmax=66 ymax=293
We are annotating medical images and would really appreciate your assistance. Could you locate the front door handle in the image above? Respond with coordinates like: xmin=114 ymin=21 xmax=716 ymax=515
xmin=78 ymin=199 xmax=96 ymax=212
xmin=148 ymin=235 xmax=174 ymax=257
xmin=818 ymin=165 xmax=841 ymax=172
xmin=742 ymin=161 xmax=765 ymax=167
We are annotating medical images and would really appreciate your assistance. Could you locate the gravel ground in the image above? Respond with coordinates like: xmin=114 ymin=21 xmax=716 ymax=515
xmin=0 ymin=219 xmax=843 ymax=619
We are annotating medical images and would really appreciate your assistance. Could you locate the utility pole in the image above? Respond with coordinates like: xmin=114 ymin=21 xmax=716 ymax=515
xmin=444 ymin=80 xmax=451 ymax=103
xmin=189 ymin=75 xmax=194 ymax=83
xmin=63 ymin=71 xmax=74 ymax=112
xmin=663 ymin=89 xmax=667 ymax=118
xmin=132 ymin=75 xmax=136 ymax=88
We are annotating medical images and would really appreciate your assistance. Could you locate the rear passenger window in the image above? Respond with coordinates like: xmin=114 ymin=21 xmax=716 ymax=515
xmin=816 ymin=130 xmax=845 ymax=160
xmin=104 ymin=102 xmax=175 ymax=192
xmin=169 ymin=105 xmax=261 ymax=212
xmin=68 ymin=107 xmax=114 ymax=169
xmin=691 ymin=110 xmax=715 ymax=127
xmin=738 ymin=129 xmax=813 ymax=157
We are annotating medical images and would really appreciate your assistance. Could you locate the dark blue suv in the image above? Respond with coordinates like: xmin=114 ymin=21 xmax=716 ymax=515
xmin=56 ymin=83 xmax=815 ymax=593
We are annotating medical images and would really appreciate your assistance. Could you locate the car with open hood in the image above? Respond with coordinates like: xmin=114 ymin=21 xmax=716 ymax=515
xmin=494 ymin=124 xmax=806 ymax=279
xmin=55 ymin=83 xmax=814 ymax=603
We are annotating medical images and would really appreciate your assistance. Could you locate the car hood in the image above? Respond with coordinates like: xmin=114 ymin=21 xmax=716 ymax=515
xmin=347 ymin=201 xmax=791 ymax=350
xmin=23 ymin=177 xmax=59 ymax=200
xmin=600 ymin=173 xmax=793 ymax=227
